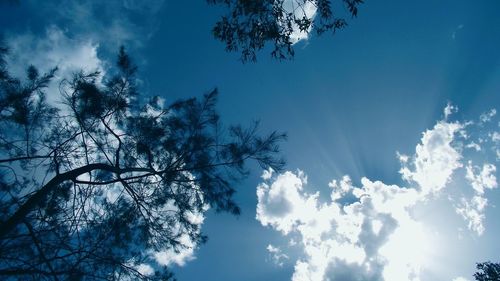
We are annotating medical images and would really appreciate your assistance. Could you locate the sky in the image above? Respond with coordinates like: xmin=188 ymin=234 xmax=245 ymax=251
xmin=1 ymin=0 xmax=499 ymax=280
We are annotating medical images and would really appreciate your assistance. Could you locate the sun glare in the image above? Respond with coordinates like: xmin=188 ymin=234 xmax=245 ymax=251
xmin=379 ymin=218 xmax=434 ymax=280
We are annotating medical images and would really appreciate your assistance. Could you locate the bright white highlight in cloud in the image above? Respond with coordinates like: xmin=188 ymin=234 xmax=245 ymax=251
xmin=257 ymin=170 xmax=313 ymax=234
xmin=257 ymin=107 xmax=499 ymax=281
xmin=258 ymin=171 xmax=426 ymax=281
xmin=399 ymin=120 xmax=464 ymax=197
xmin=465 ymin=162 xmax=497 ymax=195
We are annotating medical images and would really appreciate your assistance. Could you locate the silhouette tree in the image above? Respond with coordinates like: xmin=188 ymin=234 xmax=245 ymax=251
xmin=474 ymin=262 xmax=500 ymax=281
xmin=0 ymin=45 xmax=286 ymax=280
xmin=208 ymin=0 xmax=364 ymax=62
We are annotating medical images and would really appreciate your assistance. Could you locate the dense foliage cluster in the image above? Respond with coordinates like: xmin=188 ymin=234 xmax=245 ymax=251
xmin=209 ymin=0 xmax=364 ymax=61
xmin=0 ymin=45 xmax=285 ymax=280
xmin=475 ymin=262 xmax=500 ymax=281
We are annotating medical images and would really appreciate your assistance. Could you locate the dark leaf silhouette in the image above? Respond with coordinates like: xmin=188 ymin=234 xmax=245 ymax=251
xmin=474 ymin=262 xmax=500 ymax=281
xmin=208 ymin=0 xmax=364 ymax=62
xmin=0 ymin=44 xmax=286 ymax=280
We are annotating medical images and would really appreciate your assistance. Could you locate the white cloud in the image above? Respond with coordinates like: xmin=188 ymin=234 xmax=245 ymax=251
xmin=491 ymin=132 xmax=500 ymax=142
xmin=267 ymin=244 xmax=289 ymax=267
xmin=444 ymin=103 xmax=457 ymax=119
xmin=491 ymin=131 xmax=500 ymax=161
xmin=257 ymin=106 xmax=499 ymax=281
xmin=453 ymin=277 xmax=470 ymax=281
xmin=281 ymin=0 xmax=318 ymax=44
xmin=6 ymin=26 xmax=105 ymax=105
xmin=256 ymin=170 xmax=316 ymax=234
xmin=479 ymin=109 xmax=496 ymax=124
xmin=456 ymin=195 xmax=488 ymax=235
xmin=136 ymin=263 xmax=154 ymax=276
xmin=456 ymin=162 xmax=497 ymax=235
xmin=399 ymin=120 xmax=464 ymax=197
xmin=466 ymin=142 xmax=481 ymax=151
xmin=328 ymin=175 xmax=353 ymax=201
xmin=149 ymin=184 xmax=208 ymax=267
xmin=153 ymin=233 xmax=198 ymax=267
xmin=7 ymin=26 xmax=103 ymax=76
xmin=262 ymin=167 xmax=275 ymax=181
xmin=258 ymin=170 xmax=424 ymax=281
xmin=465 ymin=162 xmax=497 ymax=195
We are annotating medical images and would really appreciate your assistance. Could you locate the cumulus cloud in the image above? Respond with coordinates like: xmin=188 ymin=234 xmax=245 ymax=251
xmin=257 ymin=170 xmax=314 ymax=234
xmin=398 ymin=120 xmax=464 ymax=197
xmin=257 ymin=170 xmax=427 ymax=281
xmin=256 ymin=107 xmax=498 ymax=281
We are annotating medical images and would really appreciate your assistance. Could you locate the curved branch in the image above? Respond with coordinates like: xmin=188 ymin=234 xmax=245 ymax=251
xmin=0 ymin=163 xmax=152 ymax=239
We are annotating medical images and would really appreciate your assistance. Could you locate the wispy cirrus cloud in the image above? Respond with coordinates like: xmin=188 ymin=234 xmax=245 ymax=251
xmin=6 ymin=26 xmax=103 ymax=76
xmin=27 ymin=0 xmax=167 ymax=52
xmin=5 ymin=26 xmax=105 ymax=105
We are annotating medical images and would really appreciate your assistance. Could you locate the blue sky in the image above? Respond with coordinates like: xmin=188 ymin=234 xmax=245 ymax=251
xmin=1 ymin=1 xmax=499 ymax=280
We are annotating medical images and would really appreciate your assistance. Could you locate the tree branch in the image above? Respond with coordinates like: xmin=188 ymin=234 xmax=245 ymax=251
xmin=0 ymin=163 xmax=151 ymax=239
